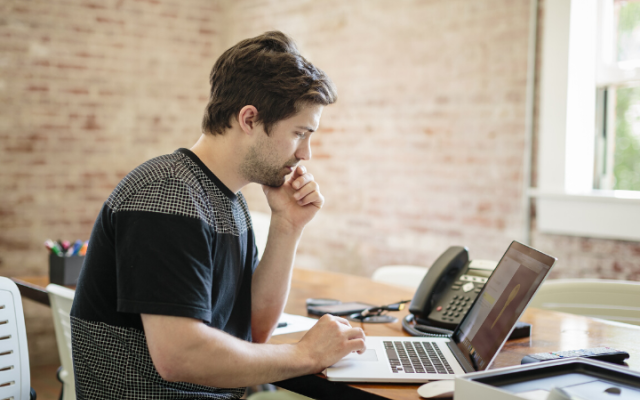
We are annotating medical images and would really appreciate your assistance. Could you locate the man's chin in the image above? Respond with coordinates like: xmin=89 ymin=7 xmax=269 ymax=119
xmin=260 ymin=177 xmax=287 ymax=188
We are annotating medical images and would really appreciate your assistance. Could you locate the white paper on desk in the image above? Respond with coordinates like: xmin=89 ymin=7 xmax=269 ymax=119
xmin=273 ymin=313 xmax=317 ymax=336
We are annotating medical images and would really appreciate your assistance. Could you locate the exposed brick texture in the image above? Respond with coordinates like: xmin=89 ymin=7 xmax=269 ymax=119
xmin=1 ymin=0 xmax=638 ymax=366
xmin=531 ymin=231 xmax=640 ymax=280
xmin=232 ymin=0 xmax=535 ymax=277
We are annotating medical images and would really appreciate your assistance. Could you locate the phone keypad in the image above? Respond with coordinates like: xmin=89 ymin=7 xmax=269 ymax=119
xmin=427 ymin=266 xmax=493 ymax=328
xmin=441 ymin=296 xmax=472 ymax=318
xmin=430 ymin=283 xmax=485 ymax=326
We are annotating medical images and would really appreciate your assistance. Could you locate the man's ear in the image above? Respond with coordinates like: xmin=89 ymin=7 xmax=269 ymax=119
xmin=237 ymin=105 xmax=259 ymax=135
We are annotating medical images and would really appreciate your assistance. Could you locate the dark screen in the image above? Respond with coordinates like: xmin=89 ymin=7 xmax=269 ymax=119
xmin=452 ymin=241 xmax=555 ymax=371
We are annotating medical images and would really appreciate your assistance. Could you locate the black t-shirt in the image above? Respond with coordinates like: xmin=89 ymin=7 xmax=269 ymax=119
xmin=70 ymin=148 xmax=258 ymax=399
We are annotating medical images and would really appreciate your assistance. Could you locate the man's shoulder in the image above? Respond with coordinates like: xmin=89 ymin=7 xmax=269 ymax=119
xmin=106 ymin=150 xmax=207 ymax=211
xmin=103 ymin=150 xmax=247 ymax=233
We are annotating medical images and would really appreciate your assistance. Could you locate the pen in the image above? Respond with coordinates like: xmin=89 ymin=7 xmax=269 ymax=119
xmin=59 ymin=240 xmax=71 ymax=252
xmin=69 ymin=239 xmax=83 ymax=256
xmin=45 ymin=239 xmax=63 ymax=257
xmin=277 ymin=322 xmax=287 ymax=328
xmin=79 ymin=241 xmax=89 ymax=256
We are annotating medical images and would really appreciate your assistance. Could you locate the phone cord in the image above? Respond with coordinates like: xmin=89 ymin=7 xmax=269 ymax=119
xmin=402 ymin=314 xmax=453 ymax=338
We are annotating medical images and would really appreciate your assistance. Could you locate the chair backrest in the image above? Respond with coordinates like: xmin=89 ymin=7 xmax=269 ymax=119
xmin=0 ymin=277 xmax=31 ymax=400
xmin=250 ymin=210 xmax=271 ymax=260
xmin=46 ymin=283 xmax=76 ymax=398
xmin=371 ymin=265 xmax=429 ymax=290
xmin=528 ymin=279 xmax=640 ymax=326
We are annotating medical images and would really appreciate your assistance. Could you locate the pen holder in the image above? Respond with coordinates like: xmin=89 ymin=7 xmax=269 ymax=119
xmin=49 ymin=254 xmax=85 ymax=286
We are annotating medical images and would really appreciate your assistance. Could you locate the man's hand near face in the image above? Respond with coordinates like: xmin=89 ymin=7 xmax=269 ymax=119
xmin=263 ymin=165 xmax=324 ymax=233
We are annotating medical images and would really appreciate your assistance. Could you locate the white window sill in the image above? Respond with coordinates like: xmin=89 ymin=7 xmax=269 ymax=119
xmin=529 ymin=189 xmax=640 ymax=242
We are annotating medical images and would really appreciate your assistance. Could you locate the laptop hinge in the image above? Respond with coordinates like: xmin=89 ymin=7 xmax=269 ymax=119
xmin=447 ymin=341 xmax=475 ymax=373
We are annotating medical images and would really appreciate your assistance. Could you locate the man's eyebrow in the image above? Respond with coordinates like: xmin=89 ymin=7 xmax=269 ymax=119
xmin=296 ymin=125 xmax=315 ymax=133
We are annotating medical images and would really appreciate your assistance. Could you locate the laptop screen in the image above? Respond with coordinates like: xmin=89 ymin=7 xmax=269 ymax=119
xmin=452 ymin=241 xmax=556 ymax=371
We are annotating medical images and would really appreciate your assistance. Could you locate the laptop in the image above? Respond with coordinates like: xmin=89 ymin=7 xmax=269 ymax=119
xmin=325 ymin=241 xmax=556 ymax=383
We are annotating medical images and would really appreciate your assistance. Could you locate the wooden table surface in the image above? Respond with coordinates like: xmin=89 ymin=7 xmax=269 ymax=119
xmin=11 ymin=270 xmax=640 ymax=400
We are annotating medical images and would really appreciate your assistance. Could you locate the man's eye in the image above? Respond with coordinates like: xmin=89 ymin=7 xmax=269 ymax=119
xmin=296 ymin=132 xmax=306 ymax=139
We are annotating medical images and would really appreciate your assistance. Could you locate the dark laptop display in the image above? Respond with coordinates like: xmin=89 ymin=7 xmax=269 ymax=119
xmin=453 ymin=241 xmax=556 ymax=371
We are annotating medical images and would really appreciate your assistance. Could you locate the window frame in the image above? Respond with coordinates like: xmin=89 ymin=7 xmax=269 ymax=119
xmin=534 ymin=0 xmax=640 ymax=242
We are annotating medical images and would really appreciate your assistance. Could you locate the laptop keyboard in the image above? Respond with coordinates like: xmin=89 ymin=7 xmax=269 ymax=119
xmin=383 ymin=341 xmax=454 ymax=374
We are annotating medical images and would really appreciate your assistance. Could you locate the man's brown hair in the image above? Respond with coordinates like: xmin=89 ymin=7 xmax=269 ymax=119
xmin=202 ymin=31 xmax=337 ymax=135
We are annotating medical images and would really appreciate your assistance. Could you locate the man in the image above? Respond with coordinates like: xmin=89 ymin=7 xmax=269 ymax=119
xmin=70 ymin=31 xmax=366 ymax=399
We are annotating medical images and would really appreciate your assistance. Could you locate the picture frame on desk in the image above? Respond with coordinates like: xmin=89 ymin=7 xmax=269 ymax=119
xmin=455 ymin=358 xmax=640 ymax=400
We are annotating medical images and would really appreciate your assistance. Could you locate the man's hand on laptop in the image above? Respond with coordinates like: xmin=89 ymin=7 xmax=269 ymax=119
xmin=297 ymin=314 xmax=366 ymax=373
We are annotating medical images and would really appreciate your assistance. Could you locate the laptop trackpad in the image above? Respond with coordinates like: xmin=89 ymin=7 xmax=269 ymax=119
xmin=342 ymin=349 xmax=378 ymax=362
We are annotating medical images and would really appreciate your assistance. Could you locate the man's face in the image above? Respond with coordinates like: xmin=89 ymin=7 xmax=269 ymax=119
xmin=240 ymin=104 xmax=324 ymax=187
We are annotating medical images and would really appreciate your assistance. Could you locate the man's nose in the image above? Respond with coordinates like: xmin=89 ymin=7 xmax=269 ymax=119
xmin=296 ymin=139 xmax=311 ymax=161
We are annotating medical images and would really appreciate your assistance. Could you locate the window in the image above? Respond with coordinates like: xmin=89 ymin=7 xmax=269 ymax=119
xmin=595 ymin=0 xmax=640 ymax=192
xmin=534 ymin=0 xmax=640 ymax=242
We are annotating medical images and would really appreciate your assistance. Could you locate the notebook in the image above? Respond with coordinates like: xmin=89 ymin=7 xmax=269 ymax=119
xmin=325 ymin=241 xmax=556 ymax=383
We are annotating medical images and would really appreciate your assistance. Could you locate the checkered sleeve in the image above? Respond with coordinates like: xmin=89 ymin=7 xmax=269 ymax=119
xmin=71 ymin=317 xmax=246 ymax=399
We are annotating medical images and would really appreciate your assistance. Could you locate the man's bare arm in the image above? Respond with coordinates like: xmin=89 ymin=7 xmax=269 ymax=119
xmin=251 ymin=165 xmax=324 ymax=342
xmin=142 ymin=313 xmax=365 ymax=388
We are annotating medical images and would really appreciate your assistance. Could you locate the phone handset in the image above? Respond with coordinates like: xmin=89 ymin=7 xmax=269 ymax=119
xmin=402 ymin=314 xmax=455 ymax=337
xmin=403 ymin=246 xmax=470 ymax=337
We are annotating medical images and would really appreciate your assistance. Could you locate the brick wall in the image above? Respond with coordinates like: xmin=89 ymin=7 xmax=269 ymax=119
xmin=1 ymin=0 xmax=638 ymax=366
xmin=229 ymin=0 xmax=534 ymax=274
xmin=231 ymin=0 xmax=640 ymax=280
xmin=0 ymin=0 xmax=224 ymax=365
xmin=531 ymin=231 xmax=640 ymax=280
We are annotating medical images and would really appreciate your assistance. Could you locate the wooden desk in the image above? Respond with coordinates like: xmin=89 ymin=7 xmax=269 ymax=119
xmin=11 ymin=276 xmax=56 ymax=306
xmin=12 ymin=270 xmax=640 ymax=400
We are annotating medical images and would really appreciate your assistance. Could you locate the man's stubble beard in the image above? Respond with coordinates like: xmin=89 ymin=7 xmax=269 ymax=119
xmin=240 ymin=143 xmax=297 ymax=188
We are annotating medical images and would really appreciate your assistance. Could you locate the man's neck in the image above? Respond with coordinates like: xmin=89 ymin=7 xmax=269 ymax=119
xmin=190 ymin=132 xmax=248 ymax=193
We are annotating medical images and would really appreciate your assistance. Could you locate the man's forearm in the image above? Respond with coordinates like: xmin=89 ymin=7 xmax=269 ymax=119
xmin=143 ymin=314 xmax=317 ymax=388
xmin=251 ymin=217 xmax=303 ymax=342
xmin=143 ymin=313 xmax=366 ymax=389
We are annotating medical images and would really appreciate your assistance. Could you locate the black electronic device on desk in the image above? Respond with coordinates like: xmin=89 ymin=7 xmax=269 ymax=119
xmin=307 ymin=297 xmax=411 ymax=323
xmin=522 ymin=347 xmax=630 ymax=365
xmin=402 ymin=246 xmax=532 ymax=339
xmin=402 ymin=246 xmax=496 ymax=336
xmin=307 ymin=301 xmax=375 ymax=317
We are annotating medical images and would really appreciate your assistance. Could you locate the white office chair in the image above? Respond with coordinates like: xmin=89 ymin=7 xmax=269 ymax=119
xmin=0 ymin=277 xmax=35 ymax=400
xmin=47 ymin=284 xmax=76 ymax=400
xmin=529 ymin=279 xmax=640 ymax=326
xmin=247 ymin=389 xmax=313 ymax=400
xmin=250 ymin=210 xmax=271 ymax=260
xmin=371 ymin=265 xmax=430 ymax=290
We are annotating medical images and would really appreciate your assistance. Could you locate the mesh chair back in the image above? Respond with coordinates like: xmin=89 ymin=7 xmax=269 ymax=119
xmin=250 ymin=210 xmax=270 ymax=260
xmin=47 ymin=284 xmax=76 ymax=400
xmin=371 ymin=265 xmax=430 ymax=289
xmin=529 ymin=279 xmax=640 ymax=326
xmin=0 ymin=277 xmax=31 ymax=400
